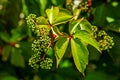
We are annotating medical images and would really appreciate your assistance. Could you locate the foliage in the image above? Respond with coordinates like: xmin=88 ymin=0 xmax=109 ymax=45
xmin=0 ymin=0 xmax=120 ymax=80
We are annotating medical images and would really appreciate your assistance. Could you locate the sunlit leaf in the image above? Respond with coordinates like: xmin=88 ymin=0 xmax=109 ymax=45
xmin=79 ymin=19 xmax=92 ymax=32
xmin=69 ymin=18 xmax=84 ymax=34
xmin=46 ymin=6 xmax=59 ymax=24
xmin=55 ymin=37 xmax=69 ymax=67
xmin=71 ymin=38 xmax=89 ymax=75
xmin=36 ymin=16 xmax=49 ymax=25
xmin=53 ymin=8 xmax=73 ymax=26
xmin=46 ymin=7 xmax=73 ymax=25
xmin=74 ymin=30 xmax=100 ymax=52
xmin=52 ymin=26 xmax=64 ymax=37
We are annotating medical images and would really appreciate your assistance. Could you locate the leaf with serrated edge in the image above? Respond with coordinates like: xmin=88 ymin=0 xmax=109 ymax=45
xmin=71 ymin=38 xmax=89 ymax=76
xmin=74 ymin=30 xmax=101 ymax=52
xmin=69 ymin=18 xmax=84 ymax=35
xmin=46 ymin=6 xmax=59 ymax=24
xmin=80 ymin=19 xmax=92 ymax=32
xmin=55 ymin=37 xmax=69 ymax=67
xmin=36 ymin=16 xmax=49 ymax=25
xmin=53 ymin=9 xmax=73 ymax=26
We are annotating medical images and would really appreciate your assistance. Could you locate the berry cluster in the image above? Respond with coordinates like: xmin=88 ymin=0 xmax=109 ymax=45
xmin=79 ymin=1 xmax=88 ymax=11
xmin=91 ymin=26 xmax=98 ymax=38
xmin=91 ymin=26 xmax=114 ymax=51
xmin=98 ymin=30 xmax=114 ymax=50
xmin=26 ymin=14 xmax=53 ymax=70
xmin=40 ymin=58 xmax=53 ymax=69
xmin=28 ymin=53 xmax=41 ymax=70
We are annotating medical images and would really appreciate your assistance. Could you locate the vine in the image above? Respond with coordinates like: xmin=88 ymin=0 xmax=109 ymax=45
xmin=26 ymin=0 xmax=114 ymax=75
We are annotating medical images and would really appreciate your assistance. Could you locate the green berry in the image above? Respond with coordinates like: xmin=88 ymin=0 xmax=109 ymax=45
xmin=40 ymin=58 xmax=53 ymax=69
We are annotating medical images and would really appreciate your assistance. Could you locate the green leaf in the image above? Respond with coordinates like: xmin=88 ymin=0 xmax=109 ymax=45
xmin=46 ymin=47 xmax=54 ymax=57
xmin=2 ymin=45 xmax=11 ymax=61
xmin=69 ymin=18 xmax=84 ymax=34
xmin=74 ymin=30 xmax=100 ymax=52
xmin=93 ymin=4 xmax=107 ymax=26
xmin=55 ymin=37 xmax=69 ymax=67
xmin=0 ymin=32 xmax=10 ymax=43
xmin=46 ymin=6 xmax=73 ymax=25
xmin=53 ymin=8 xmax=73 ymax=26
xmin=51 ymin=0 xmax=66 ymax=6
xmin=39 ymin=0 xmax=47 ymax=16
xmin=36 ymin=16 xmax=49 ymax=25
xmin=10 ymin=33 xmax=26 ymax=42
xmin=71 ymin=38 xmax=89 ymax=75
xmin=10 ymin=48 xmax=25 ymax=68
xmin=46 ymin=6 xmax=59 ymax=24
xmin=52 ymin=26 xmax=63 ymax=37
xmin=2 ymin=76 xmax=18 ymax=80
xmin=10 ymin=27 xmax=27 ymax=42
xmin=79 ymin=19 xmax=92 ymax=33
xmin=106 ymin=20 xmax=120 ymax=33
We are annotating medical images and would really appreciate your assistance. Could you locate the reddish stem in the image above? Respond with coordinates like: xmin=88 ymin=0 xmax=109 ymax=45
xmin=68 ymin=35 xmax=73 ymax=40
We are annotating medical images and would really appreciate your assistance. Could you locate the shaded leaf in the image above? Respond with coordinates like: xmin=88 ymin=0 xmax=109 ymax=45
xmin=46 ymin=47 xmax=54 ymax=57
xmin=55 ymin=37 xmax=69 ymax=67
xmin=2 ymin=45 xmax=11 ymax=61
xmin=2 ymin=76 xmax=18 ymax=80
xmin=93 ymin=4 xmax=107 ymax=26
xmin=71 ymin=38 xmax=89 ymax=75
xmin=39 ymin=0 xmax=47 ymax=16
xmin=10 ymin=48 xmax=25 ymax=68
xmin=74 ymin=30 xmax=100 ymax=52
xmin=0 ymin=32 xmax=10 ymax=43
xmin=106 ymin=20 xmax=120 ymax=33
xmin=51 ymin=0 xmax=66 ymax=6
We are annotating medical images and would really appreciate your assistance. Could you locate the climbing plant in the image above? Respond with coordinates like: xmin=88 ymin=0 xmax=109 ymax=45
xmin=26 ymin=1 xmax=114 ymax=76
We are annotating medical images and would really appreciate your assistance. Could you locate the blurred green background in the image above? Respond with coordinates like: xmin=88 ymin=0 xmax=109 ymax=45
xmin=0 ymin=0 xmax=120 ymax=80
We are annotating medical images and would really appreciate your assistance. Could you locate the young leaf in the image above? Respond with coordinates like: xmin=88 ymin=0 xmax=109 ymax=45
xmin=74 ymin=30 xmax=100 ymax=52
xmin=46 ymin=6 xmax=59 ymax=24
xmin=10 ymin=47 xmax=25 ymax=68
xmin=71 ymin=38 xmax=89 ymax=75
xmin=55 ymin=37 xmax=69 ymax=67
